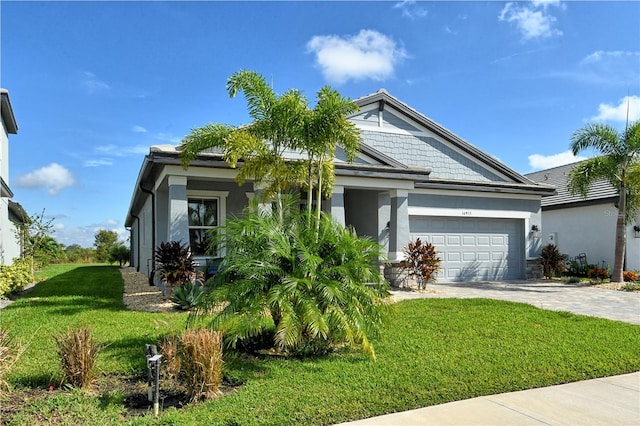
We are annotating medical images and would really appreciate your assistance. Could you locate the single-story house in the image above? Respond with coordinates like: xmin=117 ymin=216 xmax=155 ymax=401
xmin=125 ymin=89 xmax=556 ymax=285
xmin=526 ymin=161 xmax=640 ymax=271
xmin=1 ymin=88 xmax=25 ymax=265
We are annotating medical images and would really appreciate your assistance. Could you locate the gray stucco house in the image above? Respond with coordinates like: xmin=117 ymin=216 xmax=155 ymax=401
xmin=125 ymin=89 xmax=555 ymax=284
xmin=526 ymin=161 xmax=640 ymax=272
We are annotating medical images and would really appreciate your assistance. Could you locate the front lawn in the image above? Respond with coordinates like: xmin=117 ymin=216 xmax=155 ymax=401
xmin=2 ymin=264 xmax=639 ymax=425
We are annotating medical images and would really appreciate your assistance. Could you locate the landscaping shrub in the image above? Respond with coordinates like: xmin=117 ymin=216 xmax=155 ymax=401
xmin=54 ymin=327 xmax=101 ymax=388
xmin=179 ymin=328 xmax=223 ymax=401
xmin=623 ymin=271 xmax=638 ymax=282
xmin=587 ymin=266 xmax=609 ymax=280
xmin=622 ymin=282 xmax=640 ymax=292
xmin=169 ymin=281 xmax=205 ymax=310
xmin=0 ymin=258 xmax=34 ymax=298
xmin=158 ymin=334 xmax=181 ymax=381
xmin=402 ymin=238 xmax=442 ymax=288
xmin=154 ymin=241 xmax=201 ymax=288
xmin=539 ymin=244 xmax=567 ymax=278
xmin=0 ymin=329 xmax=23 ymax=391
xmin=200 ymin=197 xmax=390 ymax=360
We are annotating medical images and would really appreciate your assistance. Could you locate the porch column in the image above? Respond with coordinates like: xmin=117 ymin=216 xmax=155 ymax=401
xmin=168 ymin=175 xmax=189 ymax=244
xmin=330 ymin=185 xmax=345 ymax=226
xmin=388 ymin=189 xmax=409 ymax=262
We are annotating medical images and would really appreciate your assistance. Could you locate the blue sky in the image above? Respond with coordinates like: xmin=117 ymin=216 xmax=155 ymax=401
xmin=2 ymin=1 xmax=639 ymax=248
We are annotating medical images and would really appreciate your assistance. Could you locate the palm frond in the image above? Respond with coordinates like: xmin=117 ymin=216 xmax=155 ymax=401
xmin=570 ymin=123 xmax=622 ymax=157
xmin=178 ymin=123 xmax=235 ymax=168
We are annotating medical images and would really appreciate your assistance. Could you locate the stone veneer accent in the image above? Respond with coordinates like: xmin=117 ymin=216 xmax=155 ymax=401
xmin=526 ymin=259 xmax=544 ymax=280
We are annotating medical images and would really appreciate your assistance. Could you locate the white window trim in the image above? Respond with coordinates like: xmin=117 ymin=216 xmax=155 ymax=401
xmin=187 ymin=190 xmax=228 ymax=261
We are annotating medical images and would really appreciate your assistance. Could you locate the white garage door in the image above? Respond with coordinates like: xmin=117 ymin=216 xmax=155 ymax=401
xmin=409 ymin=216 xmax=524 ymax=282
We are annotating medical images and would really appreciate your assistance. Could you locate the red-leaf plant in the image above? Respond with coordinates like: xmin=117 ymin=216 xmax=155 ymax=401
xmin=402 ymin=238 xmax=442 ymax=289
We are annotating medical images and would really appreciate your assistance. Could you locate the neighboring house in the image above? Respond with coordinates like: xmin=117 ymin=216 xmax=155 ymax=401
xmin=526 ymin=162 xmax=640 ymax=272
xmin=1 ymin=88 xmax=25 ymax=265
xmin=126 ymin=89 xmax=555 ymax=284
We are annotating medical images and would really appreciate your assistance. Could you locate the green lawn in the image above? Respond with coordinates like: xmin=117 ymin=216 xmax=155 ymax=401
xmin=2 ymin=264 xmax=639 ymax=425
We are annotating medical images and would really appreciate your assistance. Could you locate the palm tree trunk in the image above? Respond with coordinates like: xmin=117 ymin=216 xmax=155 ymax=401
xmin=316 ymin=158 xmax=323 ymax=235
xmin=612 ymin=184 xmax=626 ymax=283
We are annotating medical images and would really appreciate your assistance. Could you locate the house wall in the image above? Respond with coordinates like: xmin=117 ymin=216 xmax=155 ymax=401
xmin=344 ymin=189 xmax=379 ymax=239
xmin=1 ymin=109 xmax=18 ymax=265
xmin=541 ymin=203 xmax=618 ymax=271
xmin=1 ymin=214 xmax=21 ymax=264
xmin=132 ymin=195 xmax=154 ymax=278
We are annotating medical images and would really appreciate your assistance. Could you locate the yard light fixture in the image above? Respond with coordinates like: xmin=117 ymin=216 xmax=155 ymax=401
xmin=530 ymin=224 xmax=541 ymax=238
xmin=634 ymin=225 xmax=640 ymax=238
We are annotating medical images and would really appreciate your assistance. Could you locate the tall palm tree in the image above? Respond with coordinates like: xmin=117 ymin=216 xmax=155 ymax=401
xmin=302 ymin=87 xmax=361 ymax=229
xmin=568 ymin=120 xmax=640 ymax=282
xmin=179 ymin=70 xmax=308 ymax=208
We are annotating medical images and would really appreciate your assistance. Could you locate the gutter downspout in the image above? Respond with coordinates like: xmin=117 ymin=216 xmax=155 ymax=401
xmin=128 ymin=215 xmax=140 ymax=272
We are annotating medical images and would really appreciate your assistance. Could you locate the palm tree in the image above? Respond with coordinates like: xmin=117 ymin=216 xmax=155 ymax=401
xmin=179 ymin=70 xmax=308 ymax=209
xmin=195 ymin=196 xmax=389 ymax=359
xmin=302 ymin=87 xmax=361 ymax=229
xmin=568 ymin=120 xmax=640 ymax=282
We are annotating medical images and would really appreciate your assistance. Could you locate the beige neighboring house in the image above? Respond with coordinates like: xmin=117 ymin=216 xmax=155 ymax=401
xmin=1 ymin=88 xmax=26 ymax=265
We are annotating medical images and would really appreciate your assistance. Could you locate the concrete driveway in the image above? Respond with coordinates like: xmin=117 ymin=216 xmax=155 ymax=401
xmin=390 ymin=280 xmax=640 ymax=325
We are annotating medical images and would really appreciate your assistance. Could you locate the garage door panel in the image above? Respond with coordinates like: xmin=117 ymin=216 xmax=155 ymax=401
xmin=477 ymin=236 xmax=490 ymax=246
xmin=447 ymin=235 xmax=461 ymax=245
xmin=447 ymin=252 xmax=461 ymax=262
xmin=409 ymin=216 xmax=523 ymax=282
xmin=477 ymin=251 xmax=490 ymax=261
xmin=462 ymin=252 xmax=476 ymax=262
xmin=462 ymin=236 xmax=475 ymax=245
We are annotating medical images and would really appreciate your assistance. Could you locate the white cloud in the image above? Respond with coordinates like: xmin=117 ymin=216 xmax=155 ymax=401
xmin=528 ymin=150 xmax=587 ymax=171
xmin=393 ymin=1 xmax=428 ymax=19
xmin=80 ymin=71 xmax=110 ymax=94
xmin=307 ymin=29 xmax=407 ymax=84
xmin=591 ymin=95 xmax=640 ymax=122
xmin=94 ymin=144 xmax=149 ymax=157
xmin=577 ymin=50 xmax=640 ymax=86
xmin=83 ymin=159 xmax=113 ymax=167
xmin=15 ymin=163 xmax=76 ymax=195
xmin=499 ymin=1 xmax=563 ymax=40
xmin=132 ymin=125 xmax=148 ymax=133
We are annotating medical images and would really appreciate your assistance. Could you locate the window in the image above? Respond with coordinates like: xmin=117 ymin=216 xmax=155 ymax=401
xmin=188 ymin=198 xmax=218 ymax=256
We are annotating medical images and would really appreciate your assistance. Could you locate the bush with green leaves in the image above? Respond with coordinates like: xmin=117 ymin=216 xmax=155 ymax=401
xmin=108 ymin=244 xmax=130 ymax=266
xmin=169 ymin=281 xmax=206 ymax=310
xmin=0 ymin=258 xmax=34 ymax=298
xmin=196 ymin=197 xmax=390 ymax=360
xmin=539 ymin=244 xmax=568 ymax=278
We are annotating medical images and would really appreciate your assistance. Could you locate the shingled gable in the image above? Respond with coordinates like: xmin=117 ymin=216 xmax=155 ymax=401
xmin=350 ymin=89 xmax=554 ymax=197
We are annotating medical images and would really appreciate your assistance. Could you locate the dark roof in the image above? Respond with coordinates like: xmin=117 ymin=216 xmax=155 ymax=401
xmin=525 ymin=160 xmax=616 ymax=207
xmin=1 ymin=89 xmax=18 ymax=134
xmin=8 ymin=200 xmax=28 ymax=224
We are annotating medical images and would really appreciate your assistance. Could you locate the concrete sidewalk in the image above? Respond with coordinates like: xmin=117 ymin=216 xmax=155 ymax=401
xmin=339 ymin=372 xmax=640 ymax=425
